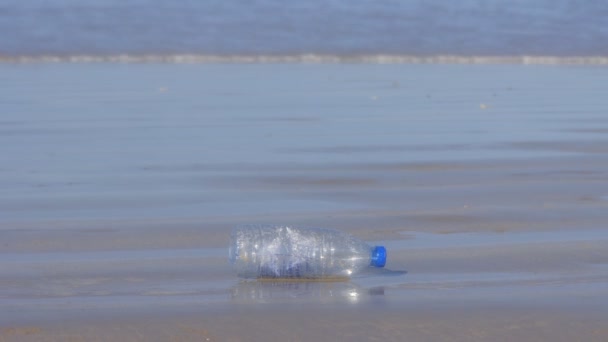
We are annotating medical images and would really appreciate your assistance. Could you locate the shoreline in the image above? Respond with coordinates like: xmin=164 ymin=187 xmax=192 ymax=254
xmin=2 ymin=54 xmax=608 ymax=65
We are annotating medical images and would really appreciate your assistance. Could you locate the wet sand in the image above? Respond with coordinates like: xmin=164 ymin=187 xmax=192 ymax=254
xmin=1 ymin=63 xmax=608 ymax=341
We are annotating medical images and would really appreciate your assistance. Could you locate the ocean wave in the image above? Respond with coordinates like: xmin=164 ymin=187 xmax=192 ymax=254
xmin=1 ymin=54 xmax=608 ymax=65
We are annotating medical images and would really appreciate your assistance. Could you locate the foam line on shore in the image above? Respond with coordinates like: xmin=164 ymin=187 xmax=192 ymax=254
xmin=2 ymin=54 xmax=608 ymax=65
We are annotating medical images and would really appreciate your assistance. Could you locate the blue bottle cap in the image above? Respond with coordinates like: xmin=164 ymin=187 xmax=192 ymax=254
xmin=370 ymin=246 xmax=387 ymax=268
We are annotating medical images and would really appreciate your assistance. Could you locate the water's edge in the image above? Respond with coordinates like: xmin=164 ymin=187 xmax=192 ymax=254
xmin=2 ymin=54 xmax=608 ymax=65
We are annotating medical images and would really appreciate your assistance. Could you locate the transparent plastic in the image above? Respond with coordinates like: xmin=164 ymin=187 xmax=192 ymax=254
xmin=228 ymin=224 xmax=386 ymax=279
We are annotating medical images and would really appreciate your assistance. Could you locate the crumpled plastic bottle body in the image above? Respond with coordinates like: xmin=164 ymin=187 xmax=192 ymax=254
xmin=229 ymin=225 xmax=373 ymax=279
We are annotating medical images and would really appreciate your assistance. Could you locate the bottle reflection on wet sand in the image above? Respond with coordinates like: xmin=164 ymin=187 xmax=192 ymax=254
xmin=231 ymin=280 xmax=385 ymax=304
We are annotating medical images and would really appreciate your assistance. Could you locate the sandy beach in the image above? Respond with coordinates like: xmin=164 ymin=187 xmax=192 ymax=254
xmin=1 ymin=63 xmax=608 ymax=341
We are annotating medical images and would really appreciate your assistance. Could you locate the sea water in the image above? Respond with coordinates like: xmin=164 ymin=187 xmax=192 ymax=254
xmin=1 ymin=0 xmax=607 ymax=62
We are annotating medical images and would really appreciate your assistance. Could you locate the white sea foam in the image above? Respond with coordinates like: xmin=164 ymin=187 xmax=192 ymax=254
xmin=2 ymin=54 xmax=608 ymax=65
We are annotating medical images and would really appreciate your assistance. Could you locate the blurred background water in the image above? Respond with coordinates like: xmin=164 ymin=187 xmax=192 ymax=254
xmin=1 ymin=0 xmax=607 ymax=61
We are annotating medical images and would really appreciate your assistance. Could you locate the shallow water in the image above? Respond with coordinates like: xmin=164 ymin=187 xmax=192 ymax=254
xmin=394 ymin=229 xmax=608 ymax=249
xmin=1 ymin=63 xmax=607 ymax=224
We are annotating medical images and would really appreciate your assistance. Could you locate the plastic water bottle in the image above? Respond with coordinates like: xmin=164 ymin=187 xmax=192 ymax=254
xmin=228 ymin=225 xmax=387 ymax=279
